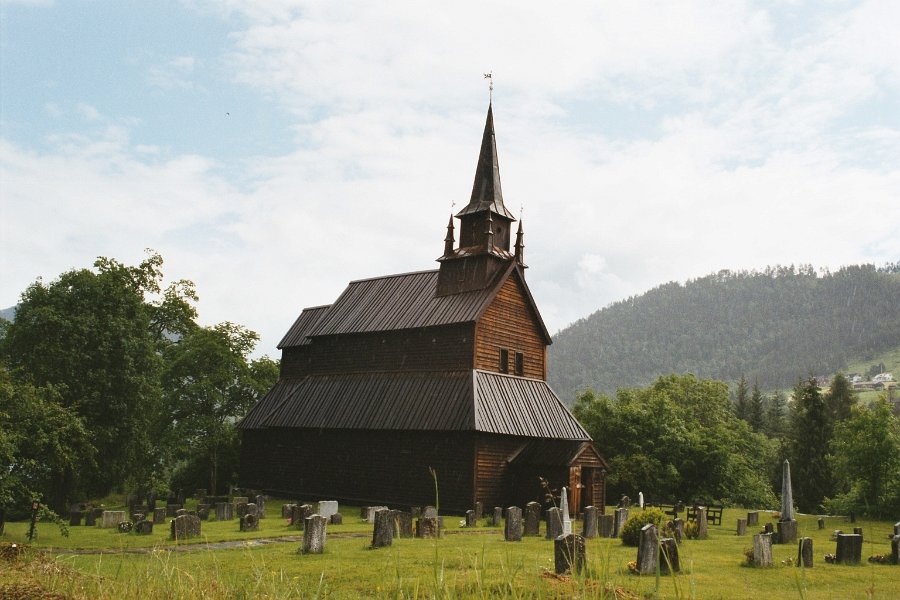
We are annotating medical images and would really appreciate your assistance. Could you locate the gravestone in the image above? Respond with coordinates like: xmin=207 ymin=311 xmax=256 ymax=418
xmin=293 ymin=504 xmax=313 ymax=530
xmin=147 ymin=492 xmax=157 ymax=511
xmin=366 ymin=506 xmax=388 ymax=523
xmin=300 ymin=514 xmax=327 ymax=554
xmin=360 ymin=506 xmax=369 ymax=519
xmin=215 ymin=502 xmax=232 ymax=521
xmin=474 ymin=501 xmax=483 ymax=520
xmin=613 ymin=507 xmax=629 ymax=538
xmin=69 ymin=511 xmax=82 ymax=526
xmin=282 ymin=503 xmax=296 ymax=519
xmin=371 ymin=509 xmax=393 ymax=548
xmin=232 ymin=496 xmax=249 ymax=506
xmin=797 ymin=537 xmax=813 ymax=568
xmin=463 ymin=510 xmax=475 ymax=527
xmin=130 ymin=505 xmax=148 ymax=521
xmin=747 ymin=511 xmax=759 ymax=526
xmin=818 ymin=517 xmax=825 ymax=530
xmin=764 ymin=523 xmax=774 ymax=535
xmin=170 ymin=514 xmax=201 ymax=540
xmin=545 ymin=507 xmax=563 ymax=540
xmin=504 ymin=506 xmax=522 ymax=542
xmin=554 ymin=534 xmax=585 ymax=575
xmin=83 ymin=510 xmax=96 ymax=527
xmin=234 ymin=503 xmax=249 ymax=518
xmin=254 ymin=495 xmax=266 ymax=518
xmin=240 ymin=513 xmax=259 ymax=532
xmin=132 ymin=512 xmax=145 ymax=523
xmin=318 ymin=501 xmax=338 ymax=520
xmin=695 ymin=506 xmax=708 ymax=539
xmin=894 ymin=521 xmax=899 ymax=536
xmin=637 ymin=524 xmax=659 ymax=575
xmin=101 ymin=510 xmax=126 ymax=529
xmin=166 ymin=504 xmax=182 ymax=518
xmin=777 ymin=519 xmax=798 ymax=545
xmin=198 ymin=507 xmax=209 ymax=521
xmin=393 ymin=510 xmax=413 ymax=538
xmin=853 ymin=526 xmax=863 ymax=541
xmin=835 ymin=533 xmax=862 ymax=564
xmin=153 ymin=507 xmax=167 ymax=524
xmin=135 ymin=520 xmax=153 ymax=535
xmin=175 ymin=508 xmax=188 ymax=518
xmin=243 ymin=503 xmax=259 ymax=519
xmin=423 ymin=506 xmax=438 ymax=518
xmin=660 ymin=537 xmax=680 ymax=573
xmin=582 ymin=506 xmax=598 ymax=538
xmin=524 ymin=502 xmax=541 ymax=536
xmin=560 ymin=487 xmax=572 ymax=536
xmin=491 ymin=506 xmax=503 ymax=527
xmin=752 ymin=532 xmax=774 ymax=567
xmin=673 ymin=518 xmax=685 ymax=544
xmin=891 ymin=535 xmax=899 ymax=565
xmin=330 ymin=513 xmax=343 ymax=525
xmin=599 ymin=514 xmax=615 ymax=538
xmin=416 ymin=517 xmax=439 ymax=538
xmin=737 ymin=518 xmax=747 ymax=536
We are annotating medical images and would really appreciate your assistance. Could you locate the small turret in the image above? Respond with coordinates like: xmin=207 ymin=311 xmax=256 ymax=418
xmin=443 ymin=215 xmax=455 ymax=257
xmin=514 ymin=220 xmax=525 ymax=266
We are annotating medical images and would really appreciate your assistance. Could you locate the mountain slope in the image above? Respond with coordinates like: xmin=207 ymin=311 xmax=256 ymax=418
xmin=547 ymin=264 xmax=900 ymax=402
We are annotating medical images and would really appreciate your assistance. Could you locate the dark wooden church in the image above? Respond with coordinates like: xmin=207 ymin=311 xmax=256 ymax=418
xmin=238 ymin=105 xmax=609 ymax=515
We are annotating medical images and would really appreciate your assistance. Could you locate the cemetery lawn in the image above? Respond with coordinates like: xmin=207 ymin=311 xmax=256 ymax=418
xmin=2 ymin=507 xmax=898 ymax=599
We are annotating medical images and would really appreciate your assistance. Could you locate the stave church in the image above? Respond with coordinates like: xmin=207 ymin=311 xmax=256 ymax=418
xmin=238 ymin=104 xmax=609 ymax=515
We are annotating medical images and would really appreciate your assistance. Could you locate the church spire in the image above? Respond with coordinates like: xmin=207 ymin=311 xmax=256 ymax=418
xmin=443 ymin=214 xmax=455 ymax=257
xmin=456 ymin=104 xmax=516 ymax=221
xmin=514 ymin=220 xmax=525 ymax=266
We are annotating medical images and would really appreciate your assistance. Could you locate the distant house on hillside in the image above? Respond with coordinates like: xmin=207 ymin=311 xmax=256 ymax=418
xmin=237 ymin=105 xmax=609 ymax=515
xmin=872 ymin=373 xmax=893 ymax=384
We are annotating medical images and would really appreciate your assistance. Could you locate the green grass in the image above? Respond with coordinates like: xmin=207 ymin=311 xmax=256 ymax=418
xmin=2 ymin=507 xmax=898 ymax=599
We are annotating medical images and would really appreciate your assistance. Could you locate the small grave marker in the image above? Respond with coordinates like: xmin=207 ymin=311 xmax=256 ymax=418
xmin=504 ymin=506 xmax=522 ymax=542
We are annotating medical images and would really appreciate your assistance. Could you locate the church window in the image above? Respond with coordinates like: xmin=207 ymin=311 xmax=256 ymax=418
xmin=499 ymin=348 xmax=509 ymax=373
xmin=514 ymin=351 xmax=524 ymax=376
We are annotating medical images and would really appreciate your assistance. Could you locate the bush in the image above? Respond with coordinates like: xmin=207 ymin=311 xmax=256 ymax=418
xmin=620 ymin=507 xmax=666 ymax=546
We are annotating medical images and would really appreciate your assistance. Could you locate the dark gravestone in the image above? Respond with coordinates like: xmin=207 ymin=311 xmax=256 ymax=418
xmin=255 ymin=495 xmax=266 ymax=518
xmin=69 ymin=511 xmax=82 ymax=526
xmin=410 ymin=506 xmax=422 ymax=519
xmin=130 ymin=505 xmax=148 ymax=521
xmin=613 ymin=507 xmax=629 ymax=538
xmin=524 ymin=502 xmax=541 ymax=536
xmin=545 ymin=507 xmax=563 ymax=540
xmin=778 ymin=520 xmax=798 ymax=545
xmin=235 ymin=503 xmax=249 ymax=519
xmin=474 ymin=501 xmax=483 ymax=520
xmin=84 ymin=510 xmax=97 ymax=527
xmin=371 ymin=508 xmax=393 ymax=548
xmin=599 ymin=514 xmax=615 ymax=538
xmin=835 ymin=533 xmax=862 ymax=564
xmin=660 ymin=537 xmax=680 ymax=573
xmin=153 ymin=507 xmax=167 ymax=524
xmin=752 ymin=532 xmax=774 ymax=567
xmin=175 ymin=509 xmax=188 ymax=518
xmin=300 ymin=515 xmax=327 ymax=554
xmin=393 ymin=511 xmax=413 ymax=538
xmin=894 ymin=521 xmax=900 ymax=537
xmin=282 ymin=503 xmax=296 ymax=519
xmin=555 ymin=534 xmax=585 ymax=575
xmin=240 ymin=513 xmax=259 ymax=532
xmin=764 ymin=523 xmax=774 ymax=535
xmin=797 ymin=537 xmax=813 ymax=568
xmin=853 ymin=526 xmax=863 ymax=541
xmin=170 ymin=514 xmax=201 ymax=540
xmin=491 ymin=506 xmax=503 ymax=527
xmin=637 ymin=524 xmax=659 ymax=575
xmin=166 ymin=504 xmax=182 ymax=518
xmin=416 ymin=517 xmax=439 ymax=538
xmin=673 ymin=518 xmax=684 ymax=544
xmin=465 ymin=510 xmax=477 ymax=528
xmin=891 ymin=535 xmax=899 ymax=565
xmin=695 ymin=507 xmax=708 ymax=539
xmin=747 ymin=511 xmax=759 ymax=526
xmin=135 ymin=520 xmax=153 ymax=535
xmin=818 ymin=517 xmax=825 ymax=530
xmin=360 ymin=506 xmax=370 ymax=519
xmin=198 ymin=508 xmax=210 ymax=521
xmin=504 ymin=506 xmax=523 ymax=542
xmin=737 ymin=518 xmax=747 ymax=536
xmin=293 ymin=504 xmax=313 ymax=531
xmin=330 ymin=513 xmax=343 ymax=525
xmin=582 ymin=506 xmax=598 ymax=538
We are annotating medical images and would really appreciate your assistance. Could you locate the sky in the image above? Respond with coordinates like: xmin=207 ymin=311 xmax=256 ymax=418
xmin=1 ymin=0 xmax=898 ymax=358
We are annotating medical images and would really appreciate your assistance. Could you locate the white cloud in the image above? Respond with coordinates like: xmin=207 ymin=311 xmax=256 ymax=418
xmin=146 ymin=55 xmax=200 ymax=91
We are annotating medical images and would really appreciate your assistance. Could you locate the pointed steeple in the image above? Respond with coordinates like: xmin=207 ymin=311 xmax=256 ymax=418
xmin=456 ymin=104 xmax=516 ymax=221
xmin=514 ymin=220 xmax=525 ymax=266
xmin=443 ymin=214 xmax=455 ymax=257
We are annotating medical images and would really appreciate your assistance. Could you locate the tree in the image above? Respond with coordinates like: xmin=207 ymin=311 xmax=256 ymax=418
xmin=825 ymin=373 xmax=856 ymax=422
xmin=788 ymin=377 xmax=833 ymax=512
xmin=748 ymin=381 xmax=765 ymax=432
xmin=734 ymin=375 xmax=749 ymax=421
xmin=826 ymin=398 xmax=900 ymax=517
xmin=0 ymin=251 xmax=196 ymax=506
xmin=764 ymin=389 xmax=788 ymax=439
xmin=161 ymin=323 xmax=277 ymax=494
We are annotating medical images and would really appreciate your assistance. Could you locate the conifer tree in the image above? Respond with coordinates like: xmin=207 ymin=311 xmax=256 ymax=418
xmin=765 ymin=389 xmax=788 ymax=438
xmin=734 ymin=375 xmax=749 ymax=421
xmin=789 ymin=377 xmax=833 ymax=512
xmin=748 ymin=380 xmax=765 ymax=432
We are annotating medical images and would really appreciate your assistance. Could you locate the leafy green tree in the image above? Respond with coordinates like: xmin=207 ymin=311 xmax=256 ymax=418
xmin=748 ymin=381 xmax=765 ymax=432
xmin=825 ymin=373 xmax=856 ymax=422
xmin=161 ymin=323 xmax=277 ymax=494
xmin=788 ymin=377 xmax=833 ymax=512
xmin=0 ymin=251 xmax=196 ymax=505
xmin=734 ymin=375 xmax=749 ymax=421
xmin=826 ymin=398 xmax=900 ymax=517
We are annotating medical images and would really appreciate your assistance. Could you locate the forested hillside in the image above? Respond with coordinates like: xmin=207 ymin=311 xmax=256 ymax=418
xmin=548 ymin=264 xmax=900 ymax=402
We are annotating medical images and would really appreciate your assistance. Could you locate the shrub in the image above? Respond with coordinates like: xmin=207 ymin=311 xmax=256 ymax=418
xmin=620 ymin=507 xmax=666 ymax=546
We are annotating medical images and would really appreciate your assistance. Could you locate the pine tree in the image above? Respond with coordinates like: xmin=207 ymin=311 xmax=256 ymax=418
xmin=825 ymin=373 xmax=856 ymax=422
xmin=789 ymin=377 xmax=833 ymax=512
xmin=734 ymin=375 xmax=749 ymax=421
xmin=749 ymin=380 xmax=765 ymax=432
xmin=765 ymin=389 xmax=788 ymax=438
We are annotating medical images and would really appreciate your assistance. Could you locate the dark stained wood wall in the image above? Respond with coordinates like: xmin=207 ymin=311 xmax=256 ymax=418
xmin=474 ymin=274 xmax=546 ymax=379
xmin=240 ymin=428 xmax=476 ymax=512
xmin=280 ymin=324 xmax=475 ymax=379
xmin=473 ymin=434 xmax=523 ymax=508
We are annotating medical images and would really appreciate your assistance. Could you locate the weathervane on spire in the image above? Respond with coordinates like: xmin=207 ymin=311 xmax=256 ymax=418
xmin=484 ymin=71 xmax=493 ymax=102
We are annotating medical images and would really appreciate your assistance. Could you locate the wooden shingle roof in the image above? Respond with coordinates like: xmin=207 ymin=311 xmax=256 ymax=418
xmin=277 ymin=304 xmax=330 ymax=349
xmin=239 ymin=370 xmax=588 ymax=440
